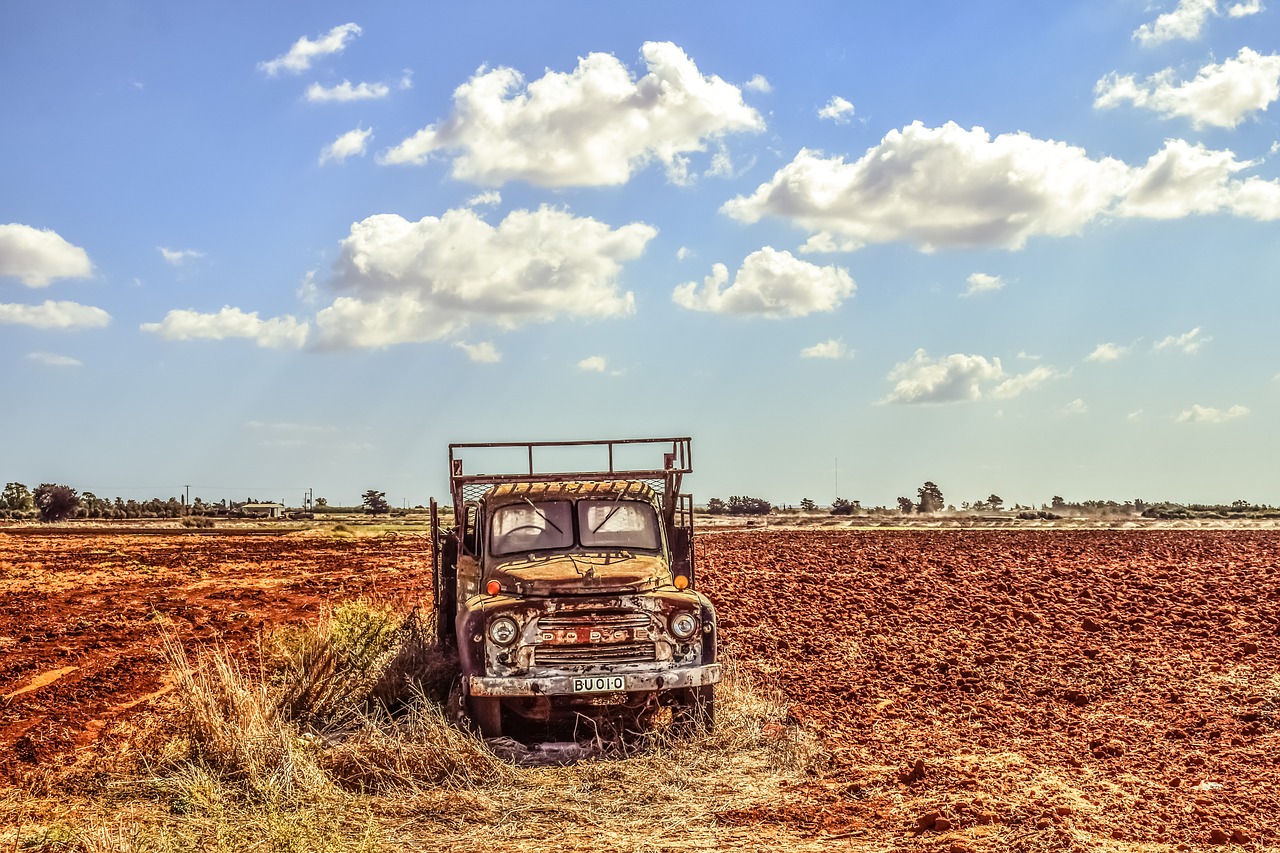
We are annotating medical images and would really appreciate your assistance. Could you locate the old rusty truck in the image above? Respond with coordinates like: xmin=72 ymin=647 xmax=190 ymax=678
xmin=430 ymin=438 xmax=719 ymax=740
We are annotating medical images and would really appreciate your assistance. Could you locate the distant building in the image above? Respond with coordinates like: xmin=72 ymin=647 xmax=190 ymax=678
xmin=241 ymin=502 xmax=285 ymax=518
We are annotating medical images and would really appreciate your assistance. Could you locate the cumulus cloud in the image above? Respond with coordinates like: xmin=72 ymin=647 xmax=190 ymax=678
xmin=1062 ymin=398 xmax=1089 ymax=415
xmin=454 ymin=340 xmax=501 ymax=363
xmin=0 ymin=224 xmax=92 ymax=286
xmin=1095 ymin=48 xmax=1280 ymax=129
xmin=320 ymin=127 xmax=372 ymax=165
xmin=25 ymin=352 xmax=82 ymax=367
xmin=744 ymin=74 xmax=772 ymax=93
xmin=884 ymin=350 xmax=1004 ymax=404
xmin=141 ymin=306 xmax=308 ymax=348
xmin=818 ymin=96 xmax=855 ymax=123
xmin=1176 ymin=403 xmax=1249 ymax=423
xmin=1228 ymin=0 xmax=1265 ymax=16
xmin=578 ymin=355 xmax=607 ymax=372
xmin=724 ymin=122 xmax=1280 ymax=252
xmin=962 ymin=272 xmax=1004 ymax=297
xmin=800 ymin=338 xmax=849 ymax=359
xmin=672 ymin=248 xmax=854 ymax=318
xmin=466 ymin=191 xmax=501 ymax=208
xmin=306 ymin=80 xmax=390 ymax=103
xmin=1134 ymin=0 xmax=1218 ymax=44
xmin=1087 ymin=342 xmax=1129 ymax=362
xmin=158 ymin=246 xmax=205 ymax=265
xmin=259 ymin=23 xmax=361 ymax=76
xmin=0 ymin=300 xmax=109 ymax=330
xmin=312 ymin=205 xmax=654 ymax=349
xmin=1154 ymin=326 xmax=1210 ymax=353
xmin=883 ymin=350 xmax=1059 ymax=404
xmin=381 ymin=41 xmax=764 ymax=186
xmin=990 ymin=365 xmax=1060 ymax=399
xmin=724 ymin=122 xmax=1133 ymax=251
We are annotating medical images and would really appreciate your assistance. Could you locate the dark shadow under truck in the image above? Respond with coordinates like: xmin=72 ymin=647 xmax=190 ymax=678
xmin=430 ymin=438 xmax=719 ymax=741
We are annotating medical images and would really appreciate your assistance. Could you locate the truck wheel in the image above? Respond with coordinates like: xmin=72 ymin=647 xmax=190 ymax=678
xmin=673 ymin=686 xmax=714 ymax=733
xmin=468 ymin=696 xmax=503 ymax=738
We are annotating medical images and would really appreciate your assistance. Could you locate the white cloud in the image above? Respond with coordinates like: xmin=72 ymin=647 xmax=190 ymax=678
xmin=320 ymin=127 xmax=373 ymax=165
xmin=465 ymin=191 xmax=501 ymax=208
xmin=676 ymin=246 xmax=692 ymax=261
xmin=1087 ymin=342 xmax=1129 ymax=362
xmin=455 ymin=340 xmax=501 ymax=363
xmin=305 ymin=80 xmax=390 ymax=103
xmin=1118 ymin=139 xmax=1280 ymax=219
xmin=744 ymin=74 xmax=772 ymax=93
xmin=0 ymin=300 xmax=109 ymax=330
xmin=818 ymin=96 xmax=855 ymax=123
xmin=725 ymin=123 xmax=1280 ymax=252
xmin=1176 ymin=403 xmax=1249 ymax=423
xmin=724 ymin=122 xmax=1132 ymax=251
xmin=1228 ymin=0 xmax=1265 ymax=16
xmin=258 ymin=23 xmax=361 ymax=76
xmin=141 ymin=306 xmax=308 ymax=348
xmin=1134 ymin=0 xmax=1218 ymax=44
xmin=672 ymin=247 xmax=854 ymax=318
xmin=399 ymin=69 xmax=414 ymax=90
xmin=799 ymin=232 xmax=860 ymax=254
xmin=25 ymin=352 xmax=82 ymax=367
xmin=381 ymin=42 xmax=764 ymax=187
xmin=1128 ymin=409 xmax=1146 ymax=421
xmin=0 ymin=224 xmax=93 ymax=286
xmin=313 ymin=205 xmax=654 ymax=349
xmin=800 ymin=338 xmax=849 ymax=359
xmin=1062 ymin=398 xmax=1089 ymax=415
xmin=158 ymin=246 xmax=205 ymax=265
xmin=883 ymin=350 xmax=1004 ymax=404
xmin=883 ymin=350 xmax=1059 ymax=404
xmin=578 ymin=355 xmax=607 ymax=372
xmin=962 ymin=272 xmax=1004 ymax=297
xmin=1154 ymin=326 xmax=1210 ymax=353
xmin=1095 ymin=48 xmax=1280 ymax=129
xmin=990 ymin=365 xmax=1060 ymax=399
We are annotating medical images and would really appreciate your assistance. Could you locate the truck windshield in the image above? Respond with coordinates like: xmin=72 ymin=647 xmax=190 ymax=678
xmin=578 ymin=499 xmax=660 ymax=550
xmin=490 ymin=500 xmax=574 ymax=555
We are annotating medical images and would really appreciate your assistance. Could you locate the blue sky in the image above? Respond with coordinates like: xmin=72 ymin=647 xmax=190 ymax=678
xmin=3 ymin=0 xmax=1279 ymax=509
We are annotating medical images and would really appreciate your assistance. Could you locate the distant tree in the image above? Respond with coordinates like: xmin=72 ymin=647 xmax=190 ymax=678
xmin=362 ymin=489 xmax=390 ymax=515
xmin=314 ymin=497 xmax=329 ymax=508
xmin=830 ymin=497 xmax=855 ymax=516
xmin=727 ymin=495 xmax=772 ymax=515
xmin=33 ymin=483 xmax=80 ymax=522
xmin=1051 ymin=496 xmax=1066 ymax=509
xmin=987 ymin=494 xmax=1003 ymax=511
xmin=917 ymin=481 xmax=944 ymax=513
xmin=706 ymin=497 xmax=726 ymax=515
xmin=897 ymin=496 xmax=915 ymax=514
xmin=800 ymin=497 xmax=817 ymax=512
xmin=1 ymin=482 xmax=33 ymax=512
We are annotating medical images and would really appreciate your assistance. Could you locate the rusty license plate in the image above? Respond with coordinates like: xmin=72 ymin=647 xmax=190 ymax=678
xmin=573 ymin=675 xmax=625 ymax=693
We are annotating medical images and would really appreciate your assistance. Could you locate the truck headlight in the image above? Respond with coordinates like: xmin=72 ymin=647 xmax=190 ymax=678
xmin=669 ymin=612 xmax=698 ymax=640
xmin=488 ymin=615 xmax=519 ymax=646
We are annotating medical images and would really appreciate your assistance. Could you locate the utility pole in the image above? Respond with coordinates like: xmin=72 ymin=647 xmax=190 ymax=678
xmin=184 ymin=484 xmax=190 ymax=514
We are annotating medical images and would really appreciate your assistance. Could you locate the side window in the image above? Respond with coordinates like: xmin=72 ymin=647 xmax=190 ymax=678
xmin=463 ymin=504 xmax=479 ymax=555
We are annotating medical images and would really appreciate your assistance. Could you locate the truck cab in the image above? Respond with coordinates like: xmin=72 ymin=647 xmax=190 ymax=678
xmin=431 ymin=438 xmax=719 ymax=739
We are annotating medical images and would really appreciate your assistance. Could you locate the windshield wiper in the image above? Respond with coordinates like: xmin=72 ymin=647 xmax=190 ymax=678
xmin=591 ymin=490 xmax=628 ymax=534
xmin=522 ymin=497 xmax=564 ymax=534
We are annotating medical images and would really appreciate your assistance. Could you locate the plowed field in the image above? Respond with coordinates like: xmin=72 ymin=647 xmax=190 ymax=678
xmin=2 ymin=527 xmax=1278 ymax=849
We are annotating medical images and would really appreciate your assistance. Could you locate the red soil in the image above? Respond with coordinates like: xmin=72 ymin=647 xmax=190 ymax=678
xmin=1 ymin=527 xmax=1277 ymax=848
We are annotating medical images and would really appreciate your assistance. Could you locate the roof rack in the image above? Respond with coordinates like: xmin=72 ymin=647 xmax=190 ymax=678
xmin=447 ymin=438 xmax=691 ymax=511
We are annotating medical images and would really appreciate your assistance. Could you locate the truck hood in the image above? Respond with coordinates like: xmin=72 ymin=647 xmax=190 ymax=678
xmin=489 ymin=551 xmax=669 ymax=595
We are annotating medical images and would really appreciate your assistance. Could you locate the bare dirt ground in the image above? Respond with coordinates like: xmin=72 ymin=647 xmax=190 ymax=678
xmin=2 ymin=527 xmax=1278 ymax=849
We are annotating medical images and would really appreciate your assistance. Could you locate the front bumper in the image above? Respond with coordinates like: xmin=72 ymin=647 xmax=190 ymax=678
xmin=468 ymin=662 xmax=722 ymax=697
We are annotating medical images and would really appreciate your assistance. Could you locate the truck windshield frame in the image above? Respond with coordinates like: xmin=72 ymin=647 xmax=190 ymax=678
xmin=578 ymin=499 xmax=660 ymax=550
xmin=489 ymin=500 xmax=574 ymax=556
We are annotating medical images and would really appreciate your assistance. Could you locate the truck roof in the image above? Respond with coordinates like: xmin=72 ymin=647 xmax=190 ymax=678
xmin=485 ymin=480 xmax=657 ymax=504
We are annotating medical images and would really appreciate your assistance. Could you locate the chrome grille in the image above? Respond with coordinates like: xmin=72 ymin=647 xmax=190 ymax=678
xmin=535 ymin=642 xmax=656 ymax=666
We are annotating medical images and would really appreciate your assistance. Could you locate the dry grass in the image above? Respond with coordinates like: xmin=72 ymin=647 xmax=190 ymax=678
xmin=1 ymin=603 xmax=833 ymax=853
